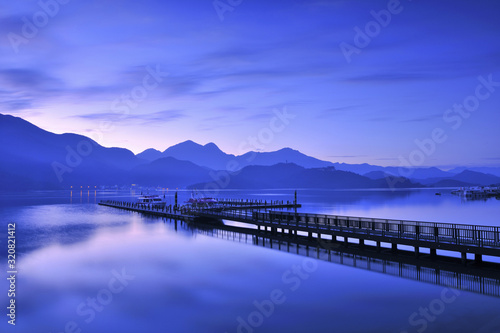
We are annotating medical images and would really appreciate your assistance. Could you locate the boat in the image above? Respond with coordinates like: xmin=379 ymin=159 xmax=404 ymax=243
xmin=136 ymin=194 xmax=166 ymax=207
xmin=435 ymin=192 xmax=442 ymax=196
xmin=451 ymin=186 xmax=500 ymax=199
xmin=185 ymin=191 xmax=217 ymax=207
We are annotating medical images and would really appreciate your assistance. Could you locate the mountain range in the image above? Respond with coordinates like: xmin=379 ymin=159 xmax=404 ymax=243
xmin=137 ymin=141 xmax=334 ymax=170
xmin=1 ymin=113 xmax=499 ymax=190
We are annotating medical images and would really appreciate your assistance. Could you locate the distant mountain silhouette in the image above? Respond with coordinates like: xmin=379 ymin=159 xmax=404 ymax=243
xmin=448 ymin=170 xmax=500 ymax=185
xmin=136 ymin=148 xmax=163 ymax=161
xmin=426 ymin=170 xmax=500 ymax=187
xmin=239 ymin=148 xmax=334 ymax=169
xmin=0 ymin=114 xmax=144 ymax=189
xmin=2 ymin=114 xmax=498 ymax=190
xmin=334 ymin=163 xmax=453 ymax=179
xmin=138 ymin=141 xmax=458 ymax=179
xmin=431 ymin=179 xmax=476 ymax=188
xmin=363 ymin=171 xmax=392 ymax=180
xmin=130 ymin=157 xmax=212 ymax=187
xmin=447 ymin=166 xmax=500 ymax=178
xmin=162 ymin=140 xmax=235 ymax=170
xmin=190 ymin=163 xmax=421 ymax=190
xmin=0 ymin=114 xmax=200 ymax=189
xmin=137 ymin=141 xmax=333 ymax=170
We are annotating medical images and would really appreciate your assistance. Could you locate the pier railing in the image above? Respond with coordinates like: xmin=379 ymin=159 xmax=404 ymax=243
xmin=99 ymin=200 xmax=500 ymax=252
xmin=194 ymin=226 xmax=500 ymax=298
xmin=252 ymin=211 xmax=500 ymax=248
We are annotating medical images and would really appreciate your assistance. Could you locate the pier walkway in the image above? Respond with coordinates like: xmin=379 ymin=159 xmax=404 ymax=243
xmin=188 ymin=222 xmax=500 ymax=298
xmin=98 ymin=199 xmax=500 ymax=263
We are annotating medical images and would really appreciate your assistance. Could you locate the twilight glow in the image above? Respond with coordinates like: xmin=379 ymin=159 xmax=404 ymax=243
xmin=1 ymin=0 xmax=499 ymax=168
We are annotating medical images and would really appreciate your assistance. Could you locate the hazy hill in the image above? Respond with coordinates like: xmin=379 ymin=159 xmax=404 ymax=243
xmin=136 ymin=148 xmax=163 ymax=162
xmin=363 ymin=171 xmax=392 ymax=180
xmin=431 ymin=179 xmax=476 ymax=188
xmin=130 ymin=157 xmax=212 ymax=187
xmin=448 ymin=166 xmax=500 ymax=178
xmin=190 ymin=163 xmax=421 ymax=190
xmin=449 ymin=170 xmax=500 ymax=185
xmin=421 ymin=170 xmax=500 ymax=187
xmin=239 ymin=148 xmax=334 ymax=169
xmin=2 ymin=114 xmax=498 ymax=190
xmin=0 ymin=114 xmax=146 ymax=189
xmin=162 ymin=140 xmax=235 ymax=170
xmin=334 ymin=163 xmax=453 ymax=179
xmin=137 ymin=141 xmax=333 ymax=170
xmin=138 ymin=141 xmax=456 ymax=179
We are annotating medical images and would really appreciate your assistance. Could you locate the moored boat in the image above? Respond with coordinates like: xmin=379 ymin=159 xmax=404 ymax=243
xmin=185 ymin=191 xmax=217 ymax=207
xmin=136 ymin=194 xmax=166 ymax=207
xmin=451 ymin=186 xmax=500 ymax=199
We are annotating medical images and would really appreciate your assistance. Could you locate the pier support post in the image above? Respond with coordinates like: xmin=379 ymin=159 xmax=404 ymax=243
xmin=461 ymin=252 xmax=467 ymax=264
xmin=344 ymin=237 xmax=348 ymax=247
xmin=391 ymin=243 xmax=397 ymax=252
xmin=359 ymin=239 xmax=364 ymax=246
xmin=376 ymin=241 xmax=381 ymax=252
xmin=475 ymin=254 xmax=482 ymax=263
xmin=415 ymin=247 xmax=419 ymax=257
xmin=430 ymin=248 xmax=436 ymax=258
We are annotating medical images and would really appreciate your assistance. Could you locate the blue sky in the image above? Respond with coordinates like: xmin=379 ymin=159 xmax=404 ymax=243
xmin=1 ymin=0 xmax=499 ymax=168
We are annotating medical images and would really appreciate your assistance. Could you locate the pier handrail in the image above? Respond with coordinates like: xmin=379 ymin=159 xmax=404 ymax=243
xmin=250 ymin=210 xmax=500 ymax=248
xmin=98 ymin=200 xmax=500 ymax=250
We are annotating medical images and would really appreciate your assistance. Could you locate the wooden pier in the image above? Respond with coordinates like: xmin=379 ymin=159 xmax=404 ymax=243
xmin=185 ymin=221 xmax=500 ymax=298
xmin=98 ymin=198 xmax=500 ymax=264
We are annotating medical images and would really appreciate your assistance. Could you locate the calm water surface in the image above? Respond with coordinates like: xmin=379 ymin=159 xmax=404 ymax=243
xmin=0 ymin=189 xmax=499 ymax=333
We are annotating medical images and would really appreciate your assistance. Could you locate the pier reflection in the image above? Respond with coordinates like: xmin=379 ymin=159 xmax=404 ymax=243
xmin=168 ymin=218 xmax=500 ymax=299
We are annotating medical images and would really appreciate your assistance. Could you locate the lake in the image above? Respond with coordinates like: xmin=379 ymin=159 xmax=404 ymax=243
xmin=0 ymin=188 xmax=499 ymax=333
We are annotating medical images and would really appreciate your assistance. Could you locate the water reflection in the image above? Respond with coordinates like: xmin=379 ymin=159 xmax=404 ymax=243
xmin=181 ymin=219 xmax=500 ymax=299
xmin=1 ymin=194 xmax=499 ymax=333
xmin=69 ymin=190 xmax=98 ymax=205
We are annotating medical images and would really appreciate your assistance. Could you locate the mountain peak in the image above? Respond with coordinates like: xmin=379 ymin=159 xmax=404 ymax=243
xmin=136 ymin=148 xmax=163 ymax=161
xmin=204 ymin=142 xmax=221 ymax=150
xmin=277 ymin=147 xmax=298 ymax=153
xmin=141 ymin=148 xmax=161 ymax=153
xmin=179 ymin=140 xmax=201 ymax=146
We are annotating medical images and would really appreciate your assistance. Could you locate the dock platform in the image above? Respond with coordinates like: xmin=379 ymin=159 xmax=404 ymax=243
xmin=98 ymin=198 xmax=500 ymax=263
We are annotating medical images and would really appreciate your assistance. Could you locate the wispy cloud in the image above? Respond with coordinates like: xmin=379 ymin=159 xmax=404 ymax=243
xmin=329 ymin=155 xmax=367 ymax=158
xmin=375 ymin=157 xmax=399 ymax=161
xmin=0 ymin=68 xmax=62 ymax=90
xmin=399 ymin=114 xmax=442 ymax=123
xmin=344 ymin=72 xmax=428 ymax=83
xmin=70 ymin=110 xmax=187 ymax=125
xmin=318 ymin=105 xmax=359 ymax=118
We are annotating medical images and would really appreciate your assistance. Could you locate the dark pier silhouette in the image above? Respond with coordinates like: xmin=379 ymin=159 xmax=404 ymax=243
xmin=183 ymin=221 xmax=500 ymax=298
xmin=99 ymin=196 xmax=500 ymax=265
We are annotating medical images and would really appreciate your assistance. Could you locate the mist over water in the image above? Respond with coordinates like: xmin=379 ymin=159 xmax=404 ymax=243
xmin=0 ymin=189 xmax=499 ymax=333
